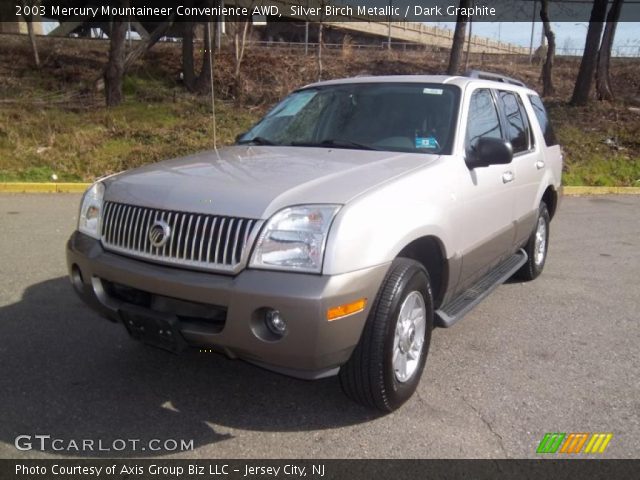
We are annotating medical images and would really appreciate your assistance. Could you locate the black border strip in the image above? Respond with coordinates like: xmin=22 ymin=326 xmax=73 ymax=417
xmin=2 ymin=459 xmax=639 ymax=480
xmin=3 ymin=1 xmax=640 ymax=23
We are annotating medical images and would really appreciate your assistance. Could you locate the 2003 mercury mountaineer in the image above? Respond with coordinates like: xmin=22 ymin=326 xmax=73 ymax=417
xmin=67 ymin=71 xmax=562 ymax=411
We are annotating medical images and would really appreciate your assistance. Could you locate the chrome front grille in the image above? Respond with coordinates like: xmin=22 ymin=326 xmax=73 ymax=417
xmin=100 ymin=201 xmax=260 ymax=272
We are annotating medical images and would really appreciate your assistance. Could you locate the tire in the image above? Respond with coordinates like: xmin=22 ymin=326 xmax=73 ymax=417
xmin=339 ymin=258 xmax=434 ymax=412
xmin=515 ymin=202 xmax=550 ymax=281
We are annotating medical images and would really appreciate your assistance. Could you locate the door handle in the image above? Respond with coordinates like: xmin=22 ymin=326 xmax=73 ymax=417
xmin=536 ymin=160 xmax=545 ymax=170
xmin=502 ymin=171 xmax=514 ymax=183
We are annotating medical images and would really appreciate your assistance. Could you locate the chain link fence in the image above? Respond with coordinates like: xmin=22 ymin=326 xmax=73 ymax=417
xmin=241 ymin=39 xmax=640 ymax=58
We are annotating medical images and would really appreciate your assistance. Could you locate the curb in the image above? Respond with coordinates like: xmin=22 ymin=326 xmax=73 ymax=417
xmin=562 ymin=186 xmax=640 ymax=195
xmin=0 ymin=183 xmax=90 ymax=193
xmin=1 ymin=183 xmax=639 ymax=195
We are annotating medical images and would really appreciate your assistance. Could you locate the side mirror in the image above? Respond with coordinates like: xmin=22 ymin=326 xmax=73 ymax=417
xmin=466 ymin=137 xmax=513 ymax=169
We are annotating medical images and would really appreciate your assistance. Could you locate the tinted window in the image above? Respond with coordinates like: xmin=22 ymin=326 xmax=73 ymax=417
xmin=498 ymin=91 xmax=531 ymax=154
xmin=528 ymin=95 xmax=558 ymax=146
xmin=466 ymin=89 xmax=502 ymax=150
xmin=239 ymin=83 xmax=460 ymax=154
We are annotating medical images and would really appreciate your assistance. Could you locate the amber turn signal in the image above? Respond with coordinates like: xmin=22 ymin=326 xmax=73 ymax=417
xmin=327 ymin=298 xmax=367 ymax=321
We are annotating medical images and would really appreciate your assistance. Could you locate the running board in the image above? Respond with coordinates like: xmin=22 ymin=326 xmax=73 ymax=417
xmin=435 ymin=249 xmax=528 ymax=328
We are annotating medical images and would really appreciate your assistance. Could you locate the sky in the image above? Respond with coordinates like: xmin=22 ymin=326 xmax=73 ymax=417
xmin=440 ymin=22 xmax=640 ymax=56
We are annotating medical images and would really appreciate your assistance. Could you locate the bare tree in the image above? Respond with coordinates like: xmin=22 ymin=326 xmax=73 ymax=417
xmin=230 ymin=1 xmax=255 ymax=99
xmin=182 ymin=22 xmax=213 ymax=93
xmin=596 ymin=0 xmax=624 ymax=101
xmin=19 ymin=0 xmax=40 ymax=68
xmin=123 ymin=19 xmax=174 ymax=72
xmin=533 ymin=44 xmax=548 ymax=66
xmin=198 ymin=21 xmax=214 ymax=93
xmin=181 ymin=0 xmax=216 ymax=93
xmin=540 ymin=0 xmax=556 ymax=96
xmin=464 ymin=16 xmax=473 ymax=71
xmin=94 ymin=18 xmax=173 ymax=95
xmin=447 ymin=0 xmax=471 ymax=75
xmin=104 ymin=0 xmax=129 ymax=107
xmin=182 ymin=19 xmax=197 ymax=90
xmin=298 ymin=1 xmax=323 ymax=78
xmin=570 ymin=0 xmax=609 ymax=106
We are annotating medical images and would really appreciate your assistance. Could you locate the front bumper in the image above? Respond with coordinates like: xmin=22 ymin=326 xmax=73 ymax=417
xmin=66 ymin=231 xmax=389 ymax=379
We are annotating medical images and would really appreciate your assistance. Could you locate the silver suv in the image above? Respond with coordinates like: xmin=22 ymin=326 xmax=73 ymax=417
xmin=67 ymin=72 xmax=562 ymax=411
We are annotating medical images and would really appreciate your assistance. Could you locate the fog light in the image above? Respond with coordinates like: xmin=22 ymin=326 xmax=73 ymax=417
xmin=265 ymin=309 xmax=287 ymax=336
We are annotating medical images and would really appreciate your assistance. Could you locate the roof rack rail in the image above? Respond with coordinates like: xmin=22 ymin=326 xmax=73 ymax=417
xmin=464 ymin=70 xmax=526 ymax=87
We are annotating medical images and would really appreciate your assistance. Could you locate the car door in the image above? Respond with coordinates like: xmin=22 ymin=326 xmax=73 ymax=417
xmin=456 ymin=87 xmax=517 ymax=290
xmin=495 ymin=89 xmax=542 ymax=248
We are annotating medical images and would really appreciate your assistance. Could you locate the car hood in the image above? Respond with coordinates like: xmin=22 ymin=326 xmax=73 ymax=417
xmin=105 ymin=146 xmax=439 ymax=219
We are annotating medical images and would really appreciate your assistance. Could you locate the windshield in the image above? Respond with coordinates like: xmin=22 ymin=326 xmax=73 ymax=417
xmin=238 ymin=83 xmax=460 ymax=154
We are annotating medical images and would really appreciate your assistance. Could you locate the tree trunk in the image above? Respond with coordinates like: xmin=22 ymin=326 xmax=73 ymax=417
xmin=232 ymin=19 xmax=251 ymax=99
xmin=182 ymin=22 xmax=196 ymax=91
xmin=540 ymin=0 xmax=556 ymax=96
xmin=194 ymin=21 xmax=212 ymax=94
xmin=104 ymin=8 xmax=128 ymax=107
xmin=234 ymin=20 xmax=250 ymax=79
xmin=464 ymin=16 xmax=473 ymax=71
xmin=182 ymin=22 xmax=213 ymax=94
xmin=570 ymin=0 xmax=609 ymax=106
xmin=182 ymin=0 xmax=214 ymax=94
xmin=447 ymin=0 xmax=471 ymax=75
xmin=24 ymin=16 xmax=40 ymax=68
xmin=596 ymin=0 xmax=623 ymax=101
xmin=19 ymin=1 xmax=40 ymax=68
xmin=123 ymin=19 xmax=174 ymax=72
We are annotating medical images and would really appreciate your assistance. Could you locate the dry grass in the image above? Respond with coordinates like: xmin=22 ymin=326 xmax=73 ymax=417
xmin=0 ymin=33 xmax=639 ymax=185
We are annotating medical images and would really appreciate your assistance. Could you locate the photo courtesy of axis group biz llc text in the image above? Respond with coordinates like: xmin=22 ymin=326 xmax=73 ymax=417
xmin=0 ymin=0 xmax=639 ymax=479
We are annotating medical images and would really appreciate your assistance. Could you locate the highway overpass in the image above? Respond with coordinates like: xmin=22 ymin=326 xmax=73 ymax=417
xmin=2 ymin=0 xmax=527 ymax=55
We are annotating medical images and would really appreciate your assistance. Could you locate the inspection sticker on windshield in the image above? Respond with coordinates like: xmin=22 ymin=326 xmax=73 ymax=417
xmin=423 ymin=88 xmax=443 ymax=95
xmin=415 ymin=137 xmax=438 ymax=149
xmin=275 ymin=90 xmax=317 ymax=117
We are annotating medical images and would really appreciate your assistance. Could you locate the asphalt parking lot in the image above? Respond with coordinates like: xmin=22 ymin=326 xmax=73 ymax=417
xmin=0 ymin=193 xmax=638 ymax=459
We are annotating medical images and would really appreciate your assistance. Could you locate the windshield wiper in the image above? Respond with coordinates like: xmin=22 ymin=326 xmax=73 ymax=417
xmin=237 ymin=136 xmax=277 ymax=146
xmin=290 ymin=139 xmax=378 ymax=151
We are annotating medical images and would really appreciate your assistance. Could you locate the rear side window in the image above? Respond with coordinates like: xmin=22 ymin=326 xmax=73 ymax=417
xmin=497 ymin=90 xmax=532 ymax=154
xmin=466 ymin=89 xmax=502 ymax=150
xmin=528 ymin=95 xmax=558 ymax=146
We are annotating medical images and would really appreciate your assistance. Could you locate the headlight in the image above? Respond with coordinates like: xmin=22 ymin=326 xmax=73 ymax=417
xmin=78 ymin=182 xmax=105 ymax=239
xmin=250 ymin=205 xmax=341 ymax=273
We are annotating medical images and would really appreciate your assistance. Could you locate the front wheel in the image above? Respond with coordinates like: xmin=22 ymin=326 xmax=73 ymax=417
xmin=515 ymin=201 xmax=551 ymax=281
xmin=339 ymin=258 xmax=433 ymax=412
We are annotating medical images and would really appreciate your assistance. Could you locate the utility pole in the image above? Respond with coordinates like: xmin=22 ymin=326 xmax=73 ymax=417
xmin=216 ymin=0 xmax=223 ymax=52
xmin=305 ymin=21 xmax=309 ymax=55
xmin=529 ymin=0 xmax=537 ymax=63
xmin=387 ymin=0 xmax=392 ymax=50
xmin=464 ymin=16 xmax=473 ymax=71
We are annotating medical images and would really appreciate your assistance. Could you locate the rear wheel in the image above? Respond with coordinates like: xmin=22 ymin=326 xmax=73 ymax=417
xmin=516 ymin=202 xmax=550 ymax=281
xmin=339 ymin=258 xmax=433 ymax=412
